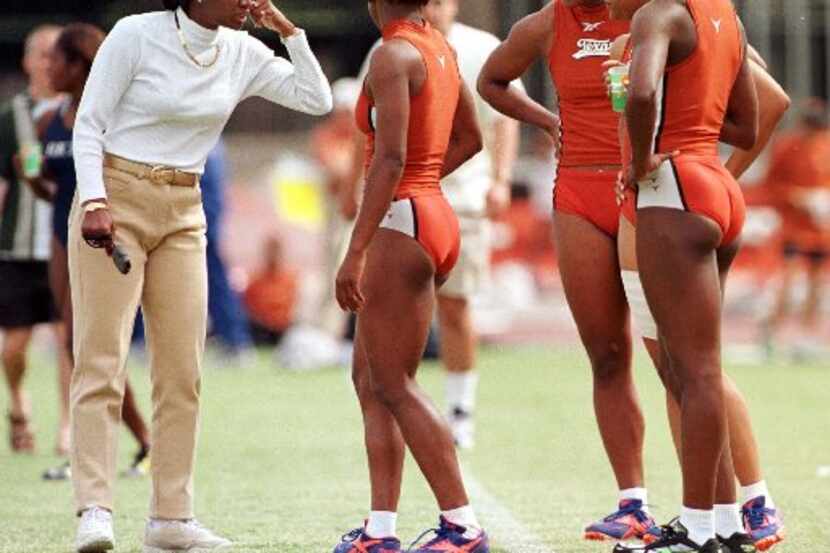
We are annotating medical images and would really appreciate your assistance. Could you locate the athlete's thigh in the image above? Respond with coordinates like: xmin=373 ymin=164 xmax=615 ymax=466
xmin=359 ymin=229 xmax=436 ymax=380
xmin=617 ymin=216 xmax=638 ymax=272
xmin=636 ymin=208 xmax=722 ymax=364
xmin=554 ymin=212 xmax=630 ymax=345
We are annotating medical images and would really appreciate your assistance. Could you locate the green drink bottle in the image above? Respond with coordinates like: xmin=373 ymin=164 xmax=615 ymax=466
xmin=608 ymin=65 xmax=629 ymax=114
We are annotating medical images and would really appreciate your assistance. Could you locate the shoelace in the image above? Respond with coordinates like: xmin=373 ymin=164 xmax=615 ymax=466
xmin=605 ymin=502 xmax=654 ymax=524
xmin=645 ymin=518 xmax=684 ymax=549
xmin=341 ymin=528 xmax=364 ymax=543
xmin=744 ymin=506 xmax=772 ymax=529
xmin=405 ymin=525 xmax=451 ymax=552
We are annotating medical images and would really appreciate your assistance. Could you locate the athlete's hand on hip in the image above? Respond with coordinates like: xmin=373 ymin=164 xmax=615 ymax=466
xmin=250 ymin=1 xmax=297 ymax=38
xmin=626 ymin=151 xmax=679 ymax=191
xmin=541 ymin=113 xmax=562 ymax=161
xmin=81 ymin=202 xmax=115 ymax=256
xmin=615 ymin=170 xmax=627 ymax=206
xmin=336 ymin=249 xmax=367 ymax=312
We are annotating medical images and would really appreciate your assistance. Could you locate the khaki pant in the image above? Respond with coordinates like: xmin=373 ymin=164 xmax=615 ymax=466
xmin=439 ymin=215 xmax=491 ymax=300
xmin=317 ymin=194 xmax=354 ymax=336
xmin=68 ymin=165 xmax=207 ymax=518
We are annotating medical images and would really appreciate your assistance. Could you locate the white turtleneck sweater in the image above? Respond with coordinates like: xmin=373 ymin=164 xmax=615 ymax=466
xmin=73 ymin=8 xmax=333 ymax=203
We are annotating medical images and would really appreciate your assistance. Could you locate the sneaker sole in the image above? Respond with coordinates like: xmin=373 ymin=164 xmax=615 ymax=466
xmin=585 ymin=531 xmax=648 ymax=543
xmin=755 ymin=531 xmax=785 ymax=552
xmin=77 ymin=538 xmax=114 ymax=553
xmin=585 ymin=531 xmax=615 ymax=541
xmin=143 ymin=544 xmax=233 ymax=553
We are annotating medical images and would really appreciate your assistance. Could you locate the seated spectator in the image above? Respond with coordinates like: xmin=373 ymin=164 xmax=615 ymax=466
xmin=244 ymin=236 xmax=299 ymax=345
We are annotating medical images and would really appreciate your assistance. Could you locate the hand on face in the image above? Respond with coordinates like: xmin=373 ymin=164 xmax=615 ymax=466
xmin=249 ymin=1 xmax=296 ymax=37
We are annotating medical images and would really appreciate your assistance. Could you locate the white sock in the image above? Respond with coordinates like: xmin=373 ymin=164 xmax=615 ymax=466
xmin=441 ymin=505 xmax=481 ymax=539
xmin=445 ymin=372 xmax=479 ymax=414
xmin=740 ymin=480 xmax=775 ymax=509
xmin=619 ymin=487 xmax=649 ymax=513
xmin=366 ymin=511 xmax=397 ymax=538
xmin=714 ymin=504 xmax=744 ymax=538
xmin=680 ymin=506 xmax=715 ymax=547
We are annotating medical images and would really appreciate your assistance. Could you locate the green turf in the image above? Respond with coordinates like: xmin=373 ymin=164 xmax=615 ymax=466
xmin=1 ymin=344 xmax=827 ymax=552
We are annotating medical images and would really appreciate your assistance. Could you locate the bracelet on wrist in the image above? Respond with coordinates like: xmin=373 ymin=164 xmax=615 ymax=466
xmin=83 ymin=201 xmax=108 ymax=214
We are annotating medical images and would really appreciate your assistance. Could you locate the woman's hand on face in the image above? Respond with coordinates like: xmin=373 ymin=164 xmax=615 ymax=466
xmin=335 ymin=249 xmax=367 ymax=313
xmin=250 ymin=1 xmax=297 ymax=38
xmin=81 ymin=202 xmax=115 ymax=255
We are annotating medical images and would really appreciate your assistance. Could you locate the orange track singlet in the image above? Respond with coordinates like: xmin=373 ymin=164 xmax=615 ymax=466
xmin=355 ymin=19 xmax=460 ymax=200
xmin=623 ymin=0 xmax=747 ymax=245
xmin=654 ymin=0 xmax=743 ymax=156
xmin=548 ymin=0 xmax=629 ymax=167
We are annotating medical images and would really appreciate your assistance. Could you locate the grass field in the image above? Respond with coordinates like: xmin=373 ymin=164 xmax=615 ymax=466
xmin=1 ymin=344 xmax=828 ymax=553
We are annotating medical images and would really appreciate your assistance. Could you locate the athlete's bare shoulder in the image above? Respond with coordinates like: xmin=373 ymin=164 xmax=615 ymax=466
xmin=630 ymin=0 xmax=687 ymax=30
xmin=505 ymin=2 xmax=556 ymax=57
xmin=630 ymin=0 xmax=695 ymax=62
xmin=366 ymin=38 xmax=427 ymax=98
xmin=368 ymin=39 xmax=422 ymax=79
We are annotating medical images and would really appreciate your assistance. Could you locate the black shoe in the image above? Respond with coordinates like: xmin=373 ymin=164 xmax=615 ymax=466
xmin=614 ymin=519 xmax=723 ymax=552
xmin=718 ymin=532 xmax=757 ymax=553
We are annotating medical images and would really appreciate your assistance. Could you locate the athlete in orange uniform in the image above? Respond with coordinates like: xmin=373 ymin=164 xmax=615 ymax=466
xmin=478 ymin=1 xmax=664 ymax=543
xmin=333 ymin=1 xmax=488 ymax=552
xmin=550 ymin=2 xmax=629 ymax=236
xmin=609 ymin=1 xmax=789 ymax=549
xmin=620 ymin=0 xmax=759 ymax=550
xmin=354 ymin=36 xmax=462 ymax=278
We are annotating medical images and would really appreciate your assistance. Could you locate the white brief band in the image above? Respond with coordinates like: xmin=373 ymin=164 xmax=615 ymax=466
xmin=621 ymin=270 xmax=658 ymax=340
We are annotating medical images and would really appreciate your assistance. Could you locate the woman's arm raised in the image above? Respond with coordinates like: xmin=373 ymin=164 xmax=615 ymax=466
xmin=243 ymin=3 xmax=332 ymax=115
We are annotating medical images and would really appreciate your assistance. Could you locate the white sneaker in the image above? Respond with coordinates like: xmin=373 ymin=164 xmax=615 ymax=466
xmin=449 ymin=408 xmax=475 ymax=449
xmin=75 ymin=507 xmax=115 ymax=553
xmin=143 ymin=519 xmax=232 ymax=552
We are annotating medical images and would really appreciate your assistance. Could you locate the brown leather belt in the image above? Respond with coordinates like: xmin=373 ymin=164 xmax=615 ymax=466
xmin=103 ymin=153 xmax=198 ymax=187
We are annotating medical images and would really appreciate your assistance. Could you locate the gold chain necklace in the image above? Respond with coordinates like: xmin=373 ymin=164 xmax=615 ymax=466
xmin=175 ymin=11 xmax=220 ymax=69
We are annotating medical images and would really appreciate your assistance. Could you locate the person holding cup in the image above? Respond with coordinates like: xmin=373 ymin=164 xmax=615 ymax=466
xmin=477 ymin=0 xmax=659 ymax=543
xmin=0 ymin=24 xmax=66 ymax=457
xmin=68 ymin=1 xmax=332 ymax=551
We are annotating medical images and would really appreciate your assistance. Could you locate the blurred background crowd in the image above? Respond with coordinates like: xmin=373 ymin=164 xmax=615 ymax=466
xmin=0 ymin=0 xmax=828 ymax=460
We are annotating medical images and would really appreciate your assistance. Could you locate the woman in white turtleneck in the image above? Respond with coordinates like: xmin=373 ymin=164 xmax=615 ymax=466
xmin=69 ymin=1 xmax=331 ymax=552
